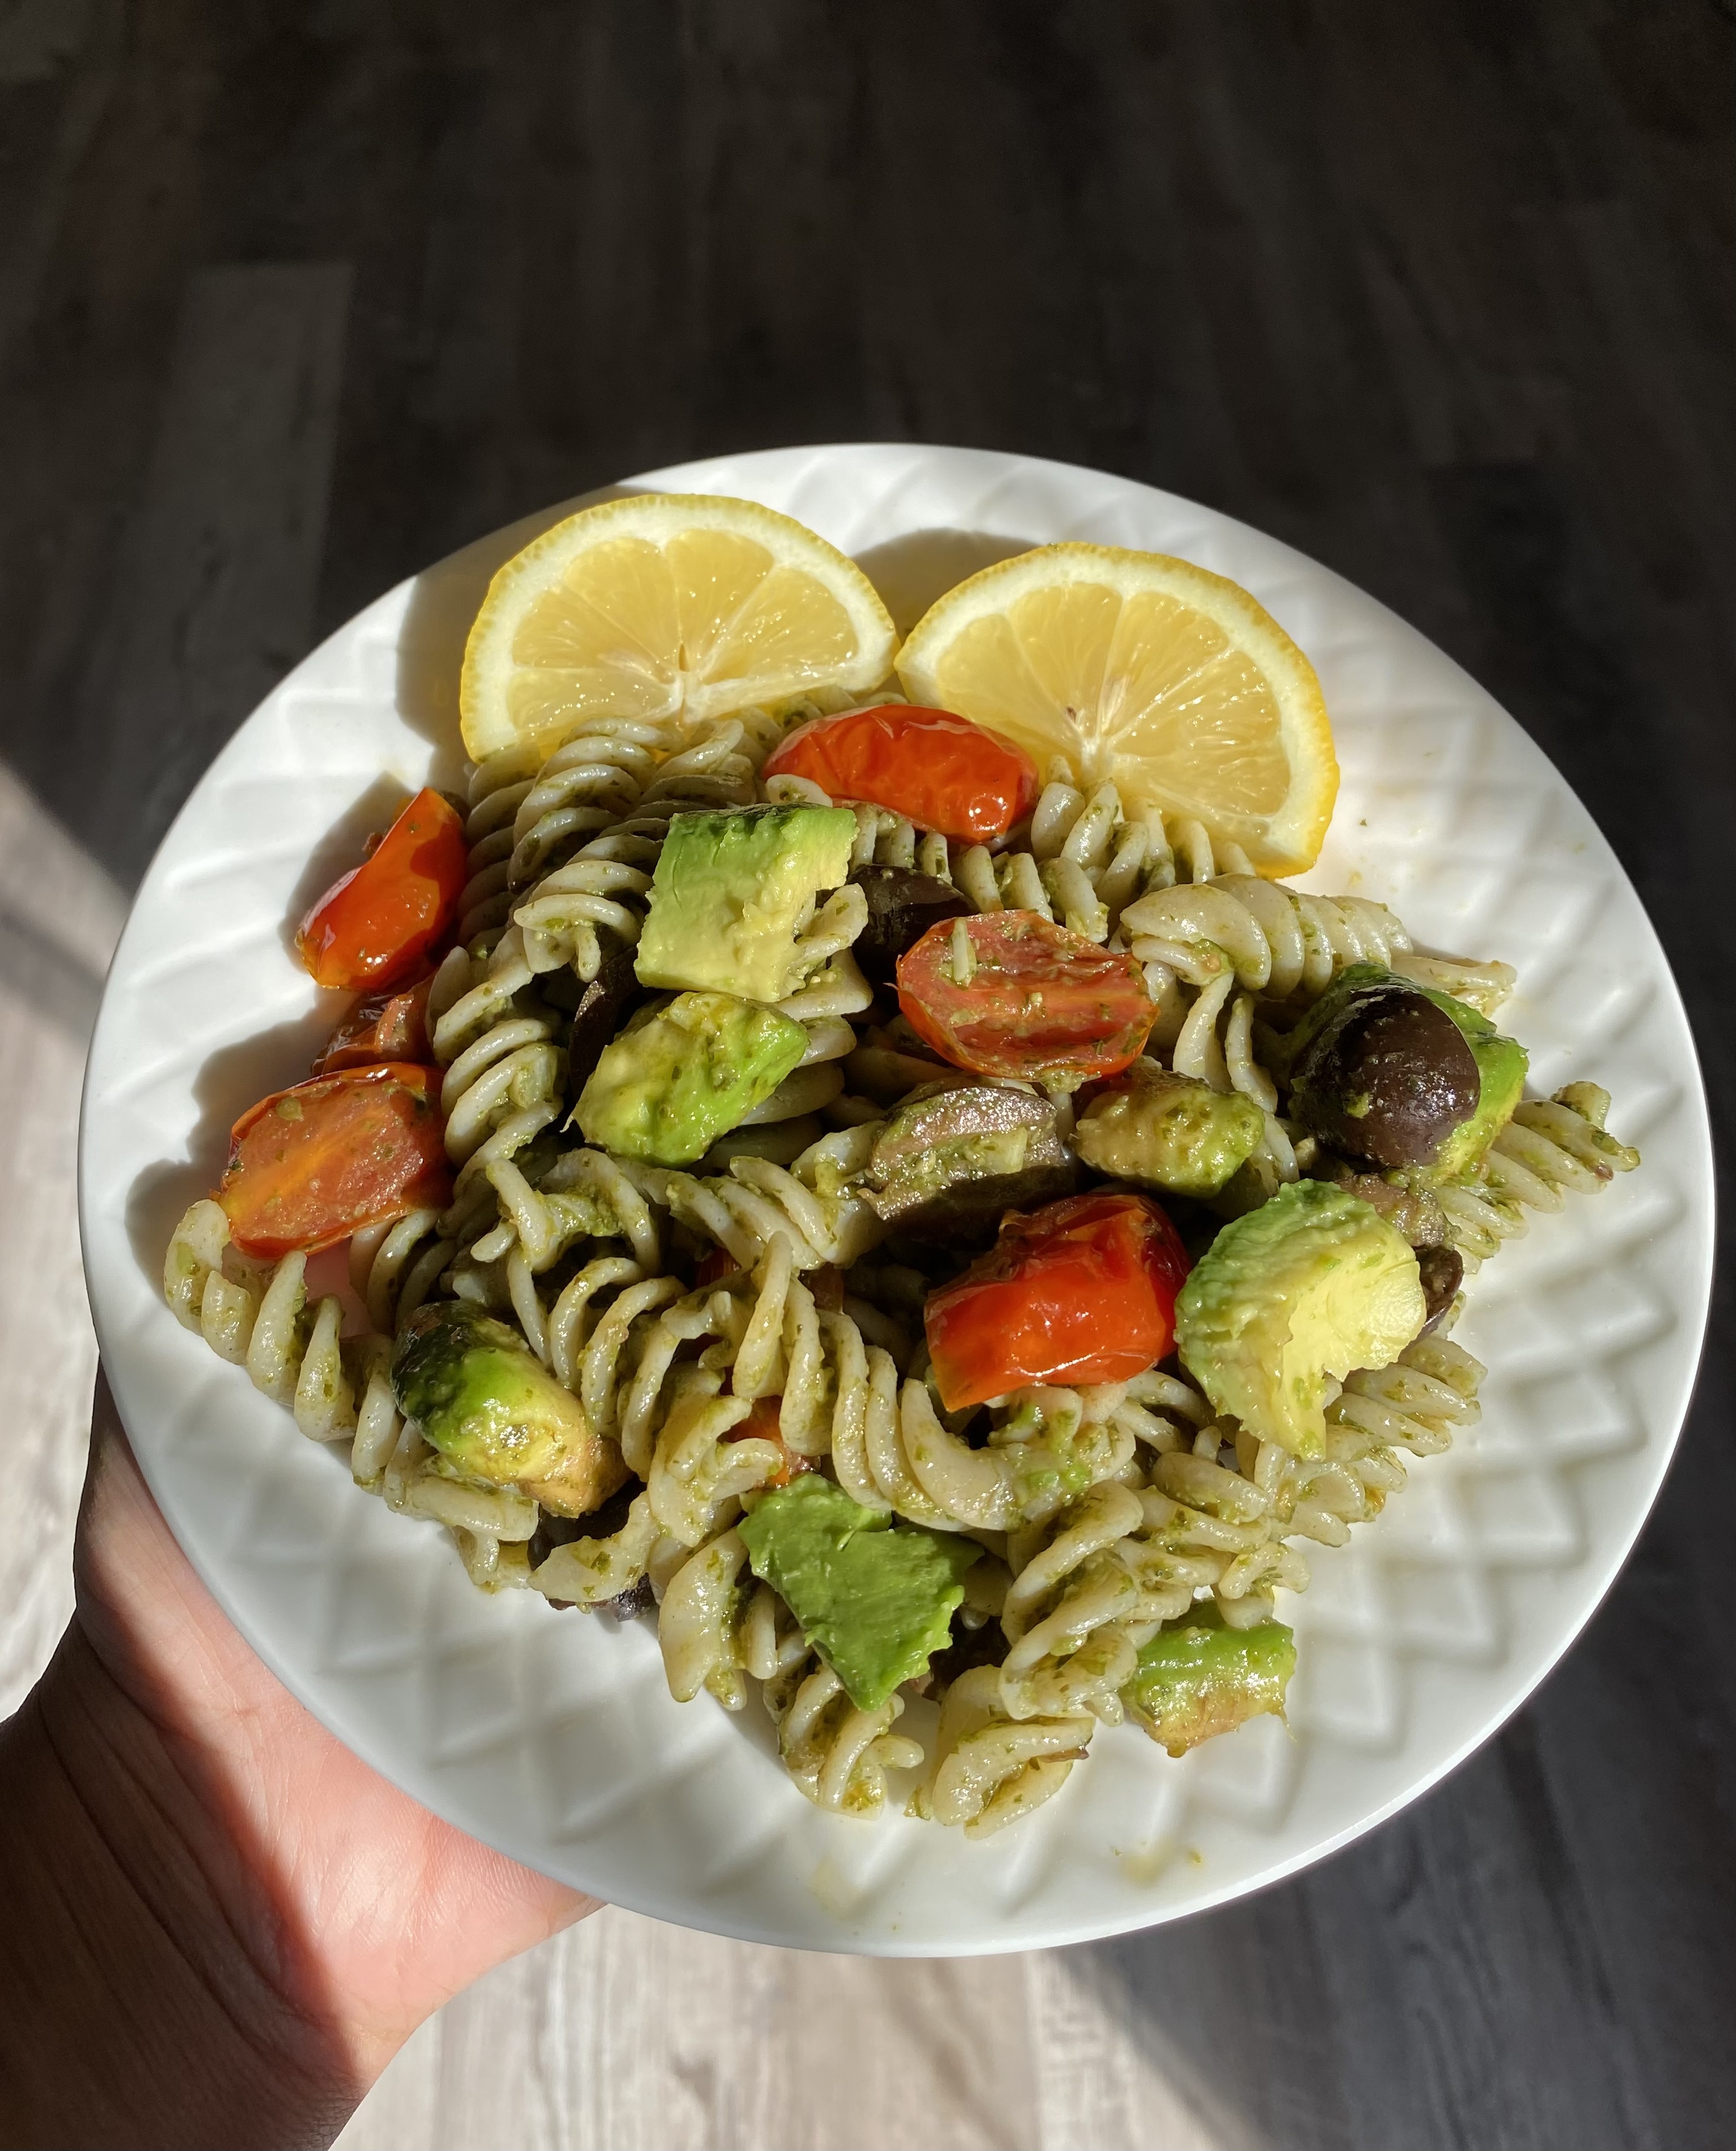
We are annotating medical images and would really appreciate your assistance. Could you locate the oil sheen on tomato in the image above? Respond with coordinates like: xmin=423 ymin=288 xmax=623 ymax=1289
xmin=897 ymin=910 xmax=1156 ymax=1083
xmin=925 ymin=1190 xmax=1191 ymax=1410
xmin=295 ymin=788 xmax=468 ymax=992
xmin=762 ymin=703 xmax=1038 ymax=842
xmin=219 ymin=1063 xmax=452 ymax=1259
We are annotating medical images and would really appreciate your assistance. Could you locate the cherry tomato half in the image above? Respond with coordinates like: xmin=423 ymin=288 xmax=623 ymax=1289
xmin=218 ymin=1063 xmax=452 ymax=1261
xmin=925 ymin=1191 xmax=1192 ymax=1411
xmin=897 ymin=910 xmax=1156 ymax=1083
xmin=312 ymin=974 xmax=434 ymax=1074
xmin=295 ymin=788 xmax=468 ymax=993
xmin=762 ymin=703 xmax=1039 ymax=842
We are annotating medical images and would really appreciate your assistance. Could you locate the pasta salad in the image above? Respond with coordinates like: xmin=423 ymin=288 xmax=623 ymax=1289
xmin=163 ymin=496 xmax=1638 ymax=1837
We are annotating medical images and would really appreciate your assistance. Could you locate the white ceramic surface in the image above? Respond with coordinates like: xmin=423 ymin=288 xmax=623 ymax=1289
xmin=81 ymin=444 xmax=1712 ymax=1955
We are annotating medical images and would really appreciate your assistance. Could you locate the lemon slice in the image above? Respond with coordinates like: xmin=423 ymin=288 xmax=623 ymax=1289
xmin=895 ymin=543 xmax=1337 ymax=875
xmin=460 ymin=493 xmax=898 ymax=759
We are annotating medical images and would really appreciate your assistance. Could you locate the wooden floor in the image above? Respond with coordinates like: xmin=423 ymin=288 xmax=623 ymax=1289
xmin=1 ymin=3 xmax=1732 ymax=2144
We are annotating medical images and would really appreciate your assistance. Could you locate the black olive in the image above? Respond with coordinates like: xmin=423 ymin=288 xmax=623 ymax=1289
xmin=566 ymin=939 xmax=644 ymax=1095
xmin=1313 ymin=1156 xmax=1449 ymax=1247
xmin=528 ymin=1482 xmax=647 ymax=1614
xmin=597 ymin=1577 xmax=656 ymax=1621
xmin=849 ymin=864 xmax=971 ymax=984
xmin=1290 ymin=987 xmax=1481 ymax=1169
xmin=926 ymin=1614 xmax=1009 ymax=1697
xmin=1416 ymin=1244 xmax=1465 ymax=1334
xmin=864 ymin=1081 xmax=1076 ymax=1244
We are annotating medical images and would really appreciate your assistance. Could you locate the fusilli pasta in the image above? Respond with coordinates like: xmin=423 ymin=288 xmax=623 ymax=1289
xmin=1437 ymin=1084 xmax=1640 ymax=1266
xmin=912 ymin=1664 xmax=1095 ymax=1836
xmin=163 ymin=629 xmax=1642 ymax=1844
xmin=765 ymin=1652 xmax=926 ymax=1816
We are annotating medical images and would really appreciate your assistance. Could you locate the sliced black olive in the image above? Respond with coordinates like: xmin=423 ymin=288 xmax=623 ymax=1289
xmin=926 ymin=1614 xmax=1009 ymax=1697
xmin=1290 ymin=987 xmax=1481 ymax=1170
xmin=1313 ymin=1155 xmax=1448 ymax=1247
xmin=595 ymin=1576 xmax=656 ymax=1621
xmin=528 ymin=1482 xmax=631 ymax=1572
xmin=528 ymin=1481 xmax=650 ymax=1616
xmin=849 ymin=864 xmax=970 ymax=984
xmin=1416 ymin=1244 xmax=1465 ymax=1334
xmin=865 ymin=1081 xmax=1076 ymax=1244
xmin=566 ymin=939 xmax=645 ymax=1095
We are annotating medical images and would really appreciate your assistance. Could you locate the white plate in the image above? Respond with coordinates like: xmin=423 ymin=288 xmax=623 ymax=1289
xmin=81 ymin=444 xmax=1713 ymax=1955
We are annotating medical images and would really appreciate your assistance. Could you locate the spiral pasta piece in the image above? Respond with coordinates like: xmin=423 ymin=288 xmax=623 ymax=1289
xmin=1107 ymin=1336 xmax=1486 ymax=1628
xmin=985 ymin=1380 xmax=1288 ymax=1665
xmin=528 ymin=1489 xmax=663 ymax=1609
xmin=163 ymin=1199 xmax=390 ymax=1450
xmin=658 ymin=1527 xmax=755 ymax=1706
xmin=501 ymin=718 xmax=665 ymax=890
xmin=860 ymin=1379 xmax=1140 ymax=1534
xmin=514 ymin=1256 xmax=781 ymax=1543
xmin=1437 ymin=1084 xmax=1639 ymax=1266
xmin=658 ymin=1527 xmax=811 ymax=1710
xmin=948 ymin=780 xmax=1252 ymax=944
xmin=347 ymin=1205 xmax=452 ymax=1335
xmin=914 ymin=1664 xmax=1094 ymax=1836
xmin=764 ymin=1653 xmax=925 ymax=1816
xmin=978 ymin=1351 xmax=1472 ymax=1640
xmin=454 ymin=743 xmax=545 ymax=946
xmin=376 ymin=1418 xmax=540 ymax=1589
xmin=163 ymin=1195 xmax=257 ymax=1351
xmin=511 ymin=717 xmax=764 ymax=978
xmin=424 ymin=929 xmax=568 ymax=1190
xmin=643 ymin=1367 xmax=783 ymax=1548
xmin=622 ymin=1123 xmax=885 ymax=1272
xmin=468 ymin=1145 xmax=663 ymax=1291
xmin=1121 ymin=875 xmax=1515 ymax=1016
xmin=997 ymin=1483 xmax=1146 ymax=1723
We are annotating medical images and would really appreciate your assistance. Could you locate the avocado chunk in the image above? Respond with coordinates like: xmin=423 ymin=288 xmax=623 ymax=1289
xmin=1175 ymin=1180 xmax=1426 ymax=1457
xmin=635 ymin=804 xmax=858 ymax=1003
xmin=865 ymin=1081 xmax=1075 ymax=1241
xmin=737 ymin=1476 xmax=981 ymax=1711
xmin=573 ymin=990 xmax=807 ymax=1166
xmin=1074 ymin=1065 xmax=1265 ymax=1197
xmin=1122 ymin=1605 xmax=1296 ymax=1756
xmin=391 ymin=1301 xmax=627 ymax=1517
xmin=1412 ymin=996 xmax=1527 ymax=1184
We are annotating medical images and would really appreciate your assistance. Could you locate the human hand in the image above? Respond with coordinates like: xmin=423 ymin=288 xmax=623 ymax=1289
xmin=0 ymin=1372 xmax=597 ymax=2150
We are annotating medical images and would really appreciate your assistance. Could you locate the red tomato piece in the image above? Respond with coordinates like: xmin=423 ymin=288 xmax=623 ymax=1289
xmin=218 ymin=1063 xmax=452 ymax=1261
xmin=295 ymin=788 xmax=468 ymax=992
xmin=312 ymin=974 xmax=434 ymax=1074
xmin=925 ymin=1191 xmax=1192 ymax=1411
xmin=763 ymin=703 xmax=1039 ymax=842
xmin=897 ymin=910 xmax=1155 ymax=1083
xmin=724 ymin=1395 xmax=814 ymax=1487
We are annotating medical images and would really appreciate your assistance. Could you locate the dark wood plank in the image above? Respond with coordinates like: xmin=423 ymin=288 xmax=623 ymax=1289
xmin=75 ymin=260 xmax=351 ymax=881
